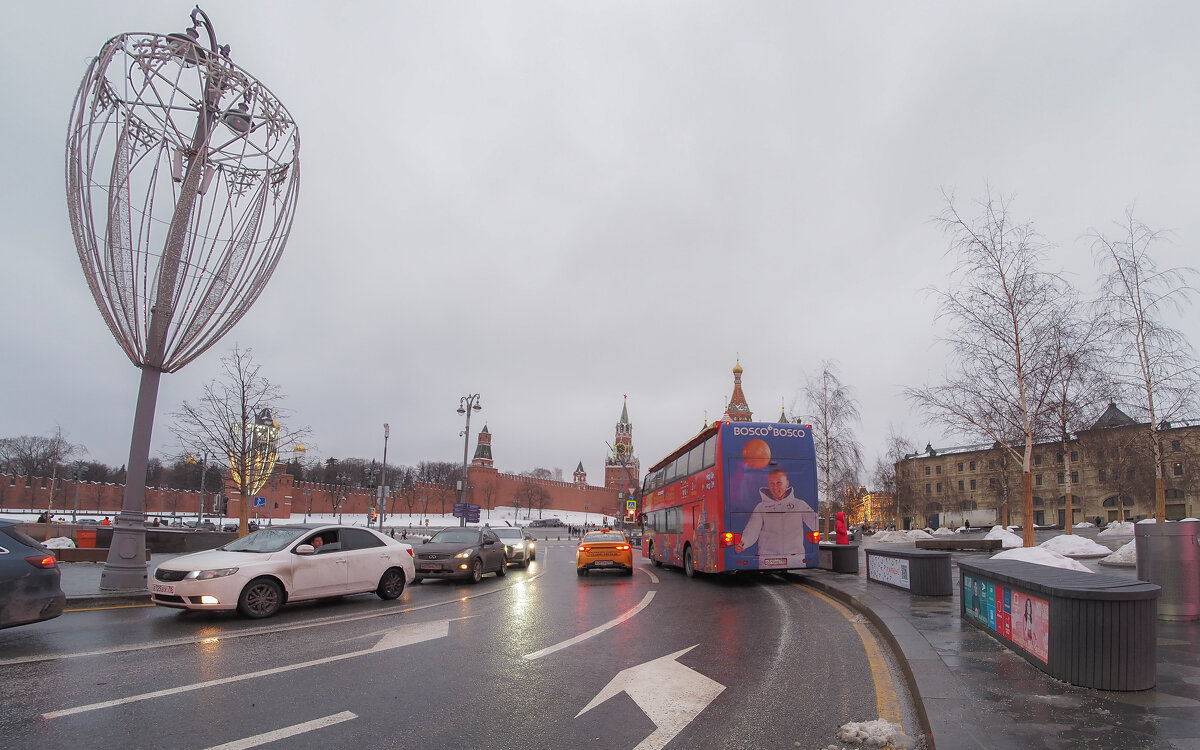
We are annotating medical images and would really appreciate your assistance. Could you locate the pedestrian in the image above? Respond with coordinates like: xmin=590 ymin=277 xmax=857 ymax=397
xmin=835 ymin=511 xmax=849 ymax=545
xmin=102 ymin=516 xmax=111 ymax=526
xmin=964 ymin=519 xmax=971 ymax=532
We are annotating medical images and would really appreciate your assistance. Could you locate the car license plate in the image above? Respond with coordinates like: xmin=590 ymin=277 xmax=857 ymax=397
xmin=594 ymin=560 xmax=612 ymax=566
xmin=419 ymin=564 xmax=441 ymax=571
xmin=762 ymin=558 xmax=786 ymax=567
xmin=151 ymin=583 xmax=175 ymax=595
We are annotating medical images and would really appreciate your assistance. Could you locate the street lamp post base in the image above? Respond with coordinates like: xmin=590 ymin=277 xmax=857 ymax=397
xmin=100 ymin=516 xmax=149 ymax=591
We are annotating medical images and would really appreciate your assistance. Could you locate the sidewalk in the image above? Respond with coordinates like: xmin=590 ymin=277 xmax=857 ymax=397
xmin=58 ymin=554 xmax=175 ymax=609
xmin=56 ymin=540 xmax=1200 ymax=749
xmin=799 ymin=539 xmax=1200 ymax=750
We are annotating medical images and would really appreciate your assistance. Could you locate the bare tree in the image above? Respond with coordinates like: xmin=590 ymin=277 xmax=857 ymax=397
xmin=0 ymin=428 xmax=83 ymax=531
xmin=170 ymin=346 xmax=309 ymax=536
xmin=906 ymin=189 xmax=1066 ymax=546
xmin=804 ymin=360 xmax=863 ymax=536
xmin=1092 ymin=211 xmax=1199 ymax=521
xmin=477 ymin=477 xmax=498 ymax=517
xmin=880 ymin=427 xmax=916 ymax=528
xmin=1045 ymin=292 xmax=1108 ymax=533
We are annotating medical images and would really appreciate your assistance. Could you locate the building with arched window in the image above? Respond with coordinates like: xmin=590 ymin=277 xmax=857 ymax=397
xmin=895 ymin=403 xmax=1199 ymax=528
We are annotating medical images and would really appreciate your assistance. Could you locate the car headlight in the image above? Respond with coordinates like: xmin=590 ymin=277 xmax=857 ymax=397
xmin=453 ymin=548 xmax=476 ymax=559
xmin=511 ymin=541 xmax=525 ymax=550
xmin=185 ymin=567 xmax=239 ymax=580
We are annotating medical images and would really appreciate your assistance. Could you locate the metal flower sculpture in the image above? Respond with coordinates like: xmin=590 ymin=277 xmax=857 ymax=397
xmin=229 ymin=409 xmax=280 ymax=502
xmin=65 ymin=7 xmax=300 ymax=589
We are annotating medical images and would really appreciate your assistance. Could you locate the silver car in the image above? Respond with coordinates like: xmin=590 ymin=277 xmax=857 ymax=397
xmin=493 ymin=527 xmax=537 ymax=567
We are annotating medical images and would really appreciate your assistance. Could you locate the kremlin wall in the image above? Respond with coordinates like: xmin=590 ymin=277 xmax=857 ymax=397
xmin=2 ymin=366 xmax=764 ymax=525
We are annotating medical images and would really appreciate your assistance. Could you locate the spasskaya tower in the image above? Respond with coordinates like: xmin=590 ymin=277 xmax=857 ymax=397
xmin=604 ymin=397 xmax=640 ymax=499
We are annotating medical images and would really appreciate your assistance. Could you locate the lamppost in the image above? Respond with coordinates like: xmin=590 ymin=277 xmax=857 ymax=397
xmin=380 ymin=424 xmax=390 ymax=528
xmin=71 ymin=461 xmax=86 ymax=523
xmin=457 ymin=395 xmax=482 ymax=527
xmin=365 ymin=465 xmax=379 ymax=526
xmin=68 ymin=8 xmax=300 ymax=590
xmin=335 ymin=473 xmax=350 ymax=524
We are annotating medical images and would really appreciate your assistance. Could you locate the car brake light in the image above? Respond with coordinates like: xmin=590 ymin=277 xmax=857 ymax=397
xmin=721 ymin=532 xmax=742 ymax=547
xmin=578 ymin=545 xmax=590 ymax=552
xmin=807 ymin=531 xmax=821 ymax=544
xmin=617 ymin=545 xmax=630 ymax=551
xmin=406 ymin=548 xmax=414 ymax=557
xmin=26 ymin=555 xmax=57 ymax=569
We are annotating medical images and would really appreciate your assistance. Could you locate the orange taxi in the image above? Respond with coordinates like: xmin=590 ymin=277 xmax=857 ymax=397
xmin=576 ymin=529 xmax=634 ymax=576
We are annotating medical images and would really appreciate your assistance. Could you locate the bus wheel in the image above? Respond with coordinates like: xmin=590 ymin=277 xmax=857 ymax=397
xmin=683 ymin=546 xmax=697 ymax=578
xmin=649 ymin=542 xmax=662 ymax=567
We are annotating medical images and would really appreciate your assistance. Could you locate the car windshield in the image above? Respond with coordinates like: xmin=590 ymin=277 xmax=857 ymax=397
xmin=583 ymin=532 xmax=626 ymax=542
xmin=223 ymin=527 xmax=310 ymax=552
xmin=493 ymin=529 xmax=523 ymax=539
xmin=429 ymin=529 xmax=480 ymax=544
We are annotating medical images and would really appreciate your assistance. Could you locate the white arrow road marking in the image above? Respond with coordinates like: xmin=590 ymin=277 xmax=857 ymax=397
xmin=203 ymin=711 xmax=357 ymax=750
xmin=523 ymin=591 xmax=656 ymax=661
xmin=40 ymin=620 xmax=450 ymax=719
xmin=576 ymin=645 xmax=725 ymax=750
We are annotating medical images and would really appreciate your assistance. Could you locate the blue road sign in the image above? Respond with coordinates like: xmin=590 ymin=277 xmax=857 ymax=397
xmin=253 ymin=496 xmax=267 ymax=508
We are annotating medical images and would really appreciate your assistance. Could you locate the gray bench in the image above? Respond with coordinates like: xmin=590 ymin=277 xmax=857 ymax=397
xmin=959 ymin=558 xmax=1160 ymax=691
xmin=865 ymin=547 xmax=952 ymax=596
xmin=818 ymin=543 xmax=859 ymax=574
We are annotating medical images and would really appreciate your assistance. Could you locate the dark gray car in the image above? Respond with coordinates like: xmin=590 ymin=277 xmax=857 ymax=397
xmin=0 ymin=521 xmax=66 ymax=629
xmin=413 ymin=527 xmax=507 ymax=583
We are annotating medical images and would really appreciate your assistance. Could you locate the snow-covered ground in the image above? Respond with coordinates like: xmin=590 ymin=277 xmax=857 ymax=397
xmin=1 ymin=506 xmax=614 ymax=530
xmin=991 ymin=546 xmax=1094 ymax=572
xmin=983 ymin=526 xmax=1024 ymax=549
xmin=1038 ymin=534 xmax=1112 ymax=558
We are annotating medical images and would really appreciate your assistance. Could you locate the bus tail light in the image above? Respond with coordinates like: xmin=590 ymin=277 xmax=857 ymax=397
xmin=721 ymin=532 xmax=741 ymax=547
xmin=807 ymin=531 xmax=821 ymax=544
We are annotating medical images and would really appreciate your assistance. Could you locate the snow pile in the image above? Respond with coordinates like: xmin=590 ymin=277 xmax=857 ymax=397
xmin=1073 ymin=521 xmax=1095 ymax=529
xmin=1099 ymin=539 xmax=1137 ymax=567
xmin=992 ymin=546 xmax=1093 ymax=572
xmin=1039 ymin=534 xmax=1112 ymax=557
xmin=1099 ymin=521 xmax=1135 ymax=537
xmin=873 ymin=529 xmax=933 ymax=543
xmin=983 ymin=526 xmax=1025 ymax=548
xmin=932 ymin=526 xmax=954 ymax=536
xmin=41 ymin=536 xmax=76 ymax=549
xmin=1137 ymin=518 xmax=1158 ymax=524
xmin=823 ymin=718 xmax=914 ymax=749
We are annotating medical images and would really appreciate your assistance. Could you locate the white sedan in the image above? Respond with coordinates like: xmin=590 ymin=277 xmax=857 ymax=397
xmin=149 ymin=524 xmax=415 ymax=618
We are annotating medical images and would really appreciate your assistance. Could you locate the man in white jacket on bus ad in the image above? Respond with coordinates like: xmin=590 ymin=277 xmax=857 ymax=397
xmin=735 ymin=468 xmax=818 ymax=557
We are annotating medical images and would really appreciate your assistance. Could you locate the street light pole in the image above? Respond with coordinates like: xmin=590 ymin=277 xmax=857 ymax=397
xmin=457 ymin=394 xmax=482 ymax=527
xmin=380 ymin=423 xmax=390 ymax=528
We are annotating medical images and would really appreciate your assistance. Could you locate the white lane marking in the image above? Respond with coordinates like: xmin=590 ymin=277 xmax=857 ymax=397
xmin=203 ymin=711 xmax=357 ymax=750
xmin=641 ymin=565 xmax=659 ymax=584
xmin=523 ymin=591 xmax=656 ymax=661
xmin=40 ymin=620 xmax=449 ymax=719
xmin=576 ymin=645 xmax=724 ymax=750
xmin=6 ymin=568 xmax=544 ymax=667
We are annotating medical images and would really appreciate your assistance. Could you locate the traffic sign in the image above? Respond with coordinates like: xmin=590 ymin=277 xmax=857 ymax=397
xmin=253 ymin=496 xmax=266 ymax=508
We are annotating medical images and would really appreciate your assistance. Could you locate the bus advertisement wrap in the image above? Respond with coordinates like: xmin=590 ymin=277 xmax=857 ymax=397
xmin=722 ymin=424 xmax=819 ymax=570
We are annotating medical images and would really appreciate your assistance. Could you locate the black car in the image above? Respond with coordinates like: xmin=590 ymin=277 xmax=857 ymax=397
xmin=412 ymin=527 xmax=507 ymax=583
xmin=0 ymin=521 xmax=66 ymax=629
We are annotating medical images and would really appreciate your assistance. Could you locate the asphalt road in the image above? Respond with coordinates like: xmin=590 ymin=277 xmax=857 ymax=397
xmin=0 ymin=542 xmax=919 ymax=750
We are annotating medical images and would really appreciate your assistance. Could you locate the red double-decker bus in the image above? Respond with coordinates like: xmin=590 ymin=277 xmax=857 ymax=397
xmin=640 ymin=420 xmax=820 ymax=576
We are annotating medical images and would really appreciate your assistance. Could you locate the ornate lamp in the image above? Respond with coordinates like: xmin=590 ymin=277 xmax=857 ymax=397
xmin=65 ymin=7 xmax=300 ymax=589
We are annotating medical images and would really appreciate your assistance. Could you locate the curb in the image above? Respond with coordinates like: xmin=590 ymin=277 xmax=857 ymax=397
xmin=65 ymin=593 xmax=152 ymax=610
xmin=796 ymin=572 xmax=992 ymax=750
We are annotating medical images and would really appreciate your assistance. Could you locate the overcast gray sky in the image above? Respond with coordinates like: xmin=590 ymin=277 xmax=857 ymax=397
xmin=4 ymin=1 xmax=1198 ymax=483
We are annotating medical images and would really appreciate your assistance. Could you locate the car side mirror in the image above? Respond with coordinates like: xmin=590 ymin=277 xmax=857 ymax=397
xmin=483 ymin=538 xmax=494 ymax=545
xmin=295 ymin=544 xmax=316 ymax=555
xmin=422 ymin=538 xmax=429 ymax=544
